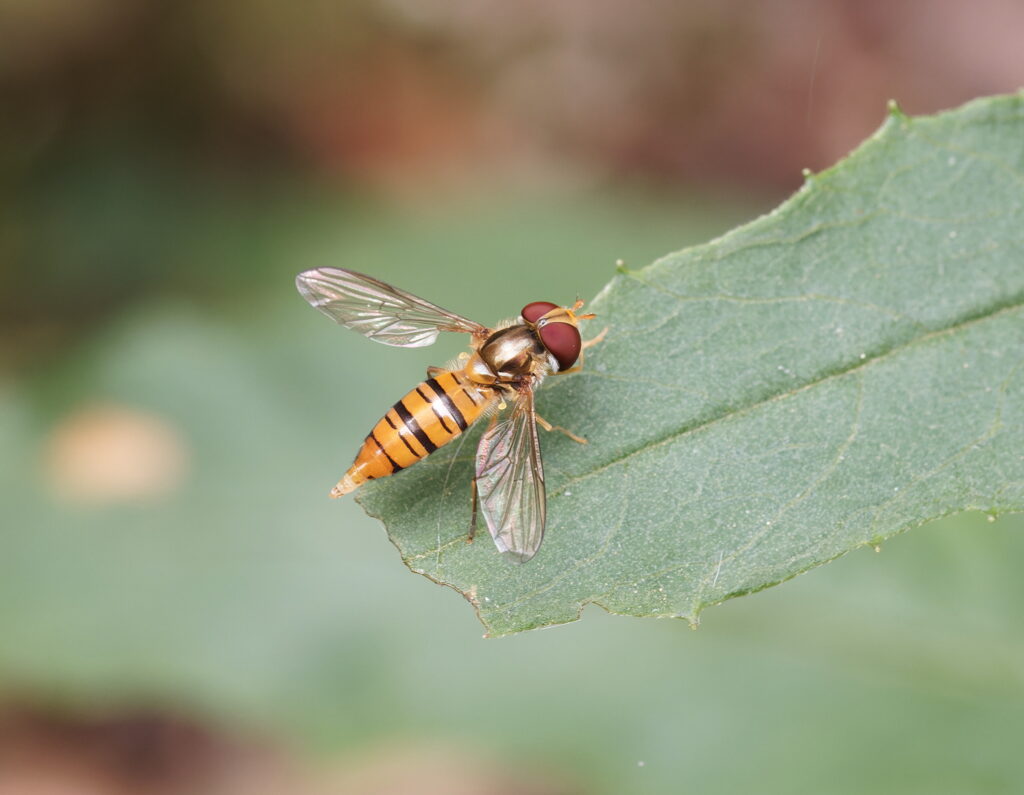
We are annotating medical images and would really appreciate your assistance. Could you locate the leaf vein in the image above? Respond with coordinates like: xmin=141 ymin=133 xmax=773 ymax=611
xmin=550 ymin=300 xmax=1024 ymax=500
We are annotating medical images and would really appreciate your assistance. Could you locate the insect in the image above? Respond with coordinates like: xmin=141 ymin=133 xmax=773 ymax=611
xmin=295 ymin=267 xmax=604 ymax=563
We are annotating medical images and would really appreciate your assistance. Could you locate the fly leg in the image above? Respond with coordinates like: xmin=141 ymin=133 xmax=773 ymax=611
xmin=534 ymin=413 xmax=588 ymax=445
xmin=582 ymin=326 xmax=609 ymax=351
xmin=468 ymin=475 xmax=479 ymax=544
xmin=558 ymin=326 xmax=608 ymax=374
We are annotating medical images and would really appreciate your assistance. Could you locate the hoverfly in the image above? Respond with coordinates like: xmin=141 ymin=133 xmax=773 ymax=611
xmin=296 ymin=268 xmax=603 ymax=563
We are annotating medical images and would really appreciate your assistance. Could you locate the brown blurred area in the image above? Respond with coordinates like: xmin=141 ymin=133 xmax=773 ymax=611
xmin=4 ymin=0 xmax=1024 ymax=192
xmin=3 ymin=0 xmax=1024 ymax=357
xmin=0 ymin=708 xmax=577 ymax=795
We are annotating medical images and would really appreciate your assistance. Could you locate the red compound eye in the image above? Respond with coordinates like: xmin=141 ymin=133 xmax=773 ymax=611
xmin=538 ymin=322 xmax=581 ymax=371
xmin=521 ymin=301 xmax=558 ymax=324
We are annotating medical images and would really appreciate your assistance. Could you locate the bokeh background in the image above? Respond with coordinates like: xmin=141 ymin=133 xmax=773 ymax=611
xmin=3 ymin=1 xmax=1024 ymax=793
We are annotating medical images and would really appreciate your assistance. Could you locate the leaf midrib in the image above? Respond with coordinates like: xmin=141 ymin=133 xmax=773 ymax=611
xmin=549 ymin=285 xmax=1024 ymax=500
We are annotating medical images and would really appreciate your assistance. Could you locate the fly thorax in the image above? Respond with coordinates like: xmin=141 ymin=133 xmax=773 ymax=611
xmin=478 ymin=325 xmax=546 ymax=381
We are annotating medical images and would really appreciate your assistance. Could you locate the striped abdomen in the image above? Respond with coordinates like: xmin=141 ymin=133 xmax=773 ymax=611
xmin=331 ymin=370 xmax=492 ymax=497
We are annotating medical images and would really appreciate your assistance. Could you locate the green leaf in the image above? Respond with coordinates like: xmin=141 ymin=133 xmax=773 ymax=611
xmin=358 ymin=92 xmax=1024 ymax=636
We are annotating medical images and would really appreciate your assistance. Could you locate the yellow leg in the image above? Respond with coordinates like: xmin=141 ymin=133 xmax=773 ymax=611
xmin=559 ymin=325 xmax=609 ymax=375
xmin=535 ymin=413 xmax=588 ymax=445
xmin=582 ymin=326 xmax=609 ymax=350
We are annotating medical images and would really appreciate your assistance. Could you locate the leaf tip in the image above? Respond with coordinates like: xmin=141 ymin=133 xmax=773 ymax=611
xmin=615 ymin=257 xmax=630 ymax=275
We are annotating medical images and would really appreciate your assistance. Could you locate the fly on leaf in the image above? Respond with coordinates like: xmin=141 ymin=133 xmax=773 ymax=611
xmin=296 ymin=268 xmax=603 ymax=563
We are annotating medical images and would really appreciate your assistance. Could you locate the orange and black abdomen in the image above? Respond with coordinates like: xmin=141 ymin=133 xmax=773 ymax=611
xmin=332 ymin=370 xmax=492 ymax=496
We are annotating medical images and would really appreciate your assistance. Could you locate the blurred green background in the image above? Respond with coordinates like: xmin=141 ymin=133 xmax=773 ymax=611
xmin=3 ymin=1 xmax=1024 ymax=793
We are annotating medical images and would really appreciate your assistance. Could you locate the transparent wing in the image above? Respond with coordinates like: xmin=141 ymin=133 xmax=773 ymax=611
xmin=475 ymin=388 xmax=546 ymax=563
xmin=295 ymin=267 xmax=486 ymax=347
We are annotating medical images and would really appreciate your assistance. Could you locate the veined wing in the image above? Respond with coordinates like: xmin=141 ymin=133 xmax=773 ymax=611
xmin=475 ymin=387 xmax=546 ymax=563
xmin=295 ymin=267 xmax=486 ymax=347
